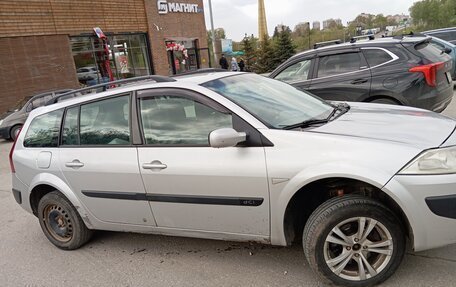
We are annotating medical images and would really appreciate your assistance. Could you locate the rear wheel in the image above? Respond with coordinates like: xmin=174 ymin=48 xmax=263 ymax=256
xmin=38 ymin=191 xmax=93 ymax=250
xmin=303 ymin=195 xmax=405 ymax=286
xmin=9 ymin=125 xmax=22 ymax=141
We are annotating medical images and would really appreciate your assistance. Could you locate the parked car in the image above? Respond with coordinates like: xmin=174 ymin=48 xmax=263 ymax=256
xmin=423 ymin=27 xmax=456 ymax=44
xmin=269 ymin=36 xmax=454 ymax=112
xmin=0 ymin=89 xmax=73 ymax=141
xmin=10 ymin=73 xmax=456 ymax=286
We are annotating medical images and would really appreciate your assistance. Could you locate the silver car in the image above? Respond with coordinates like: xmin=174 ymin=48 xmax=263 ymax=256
xmin=10 ymin=72 xmax=456 ymax=286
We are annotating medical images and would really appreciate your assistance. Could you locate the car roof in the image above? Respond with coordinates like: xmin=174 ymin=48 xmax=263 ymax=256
xmin=288 ymin=36 xmax=429 ymax=60
xmin=31 ymin=72 xmax=241 ymax=115
xmin=423 ymin=27 xmax=456 ymax=33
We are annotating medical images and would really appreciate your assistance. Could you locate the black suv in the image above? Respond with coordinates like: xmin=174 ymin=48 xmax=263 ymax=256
xmin=423 ymin=27 xmax=456 ymax=44
xmin=269 ymin=36 xmax=454 ymax=112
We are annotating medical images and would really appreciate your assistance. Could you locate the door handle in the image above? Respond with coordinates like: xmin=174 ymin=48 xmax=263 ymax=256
xmin=65 ymin=160 xmax=84 ymax=168
xmin=142 ymin=160 xmax=167 ymax=171
xmin=350 ymin=79 xmax=368 ymax=85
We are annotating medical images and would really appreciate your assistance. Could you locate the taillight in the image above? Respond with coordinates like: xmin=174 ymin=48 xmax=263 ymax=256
xmin=409 ymin=62 xmax=445 ymax=87
xmin=9 ymin=127 xmax=22 ymax=173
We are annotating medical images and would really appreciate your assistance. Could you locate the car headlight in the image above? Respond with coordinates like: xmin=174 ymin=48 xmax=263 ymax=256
xmin=399 ymin=146 xmax=456 ymax=175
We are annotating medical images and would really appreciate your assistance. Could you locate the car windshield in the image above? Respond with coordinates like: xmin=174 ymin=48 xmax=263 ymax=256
xmin=9 ymin=96 xmax=32 ymax=112
xmin=202 ymin=74 xmax=334 ymax=129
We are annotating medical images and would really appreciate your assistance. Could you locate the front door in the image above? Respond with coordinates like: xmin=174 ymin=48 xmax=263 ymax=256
xmin=58 ymin=95 xmax=156 ymax=226
xmin=136 ymin=89 xmax=270 ymax=236
xmin=307 ymin=51 xmax=371 ymax=102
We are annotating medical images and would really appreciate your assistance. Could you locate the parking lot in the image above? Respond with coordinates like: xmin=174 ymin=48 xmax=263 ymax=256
xmin=1 ymin=91 xmax=456 ymax=287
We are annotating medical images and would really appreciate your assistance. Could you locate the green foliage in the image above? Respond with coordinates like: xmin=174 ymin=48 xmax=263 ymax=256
xmin=241 ymin=34 xmax=257 ymax=71
xmin=273 ymin=26 xmax=296 ymax=67
xmin=410 ymin=0 xmax=456 ymax=30
xmin=252 ymin=35 xmax=276 ymax=74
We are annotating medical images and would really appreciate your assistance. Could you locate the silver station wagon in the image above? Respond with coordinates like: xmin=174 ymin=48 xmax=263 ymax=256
xmin=10 ymin=72 xmax=456 ymax=286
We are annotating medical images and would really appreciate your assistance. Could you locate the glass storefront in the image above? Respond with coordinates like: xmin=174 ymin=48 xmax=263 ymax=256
xmin=71 ymin=33 xmax=151 ymax=86
xmin=166 ymin=39 xmax=210 ymax=75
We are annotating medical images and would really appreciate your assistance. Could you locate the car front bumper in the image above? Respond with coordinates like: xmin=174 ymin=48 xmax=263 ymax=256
xmin=383 ymin=174 xmax=456 ymax=252
xmin=0 ymin=126 xmax=10 ymax=139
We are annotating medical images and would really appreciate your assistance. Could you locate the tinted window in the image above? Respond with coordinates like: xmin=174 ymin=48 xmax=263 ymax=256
xmin=80 ymin=96 xmax=130 ymax=145
xmin=24 ymin=110 xmax=63 ymax=147
xmin=317 ymin=53 xmax=361 ymax=77
xmin=62 ymin=107 xmax=79 ymax=145
xmin=140 ymin=96 xmax=232 ymax=145
xmin=275 ymin=59 xmax=311 ymax=82
xmin=414 ymin=42 xmax=448 ymax=62
xmin=430 ymin=32 xmax=452 ymax=42
xmin=362 ymin=49 xmax=393 ymax=67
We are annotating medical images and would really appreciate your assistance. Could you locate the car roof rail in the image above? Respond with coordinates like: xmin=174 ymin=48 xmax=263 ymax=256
xmin=349 ymin=35 xmax=375 ymax=43
xmin=313 ymin=39 xmax=342 ymax=49
xmin=45 ymin=75 xmax=176 ymax=106
xmin=393 ymin=31 xmax=427 ymax=39
xmin=172 ymin=68 xmax=227 ymax=77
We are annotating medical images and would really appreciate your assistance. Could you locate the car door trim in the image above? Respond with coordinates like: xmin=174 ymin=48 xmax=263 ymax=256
xmin=82 ymin=190 xmax=264 ymax=206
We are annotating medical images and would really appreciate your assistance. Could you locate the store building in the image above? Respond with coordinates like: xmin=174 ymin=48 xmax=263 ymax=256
xmin=0 ymin=0 xmax=210 ymax=113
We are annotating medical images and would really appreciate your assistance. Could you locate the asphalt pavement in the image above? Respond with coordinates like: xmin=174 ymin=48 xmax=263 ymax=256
xmin=1 ymin=91 xmax=456 ymax=286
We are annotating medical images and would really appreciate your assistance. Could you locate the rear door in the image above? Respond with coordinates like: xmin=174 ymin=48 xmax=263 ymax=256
xmin=136 ymin=88 xmax=270 ymax=237
xmin=307 ymin=49 xmax=371 ymax=102
xmin=58 ymin=94 xmax=156 ymax=226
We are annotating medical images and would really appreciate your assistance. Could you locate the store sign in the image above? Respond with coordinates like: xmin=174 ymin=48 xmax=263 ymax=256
xmin=157 ymin=0 xmax=200 ymax=14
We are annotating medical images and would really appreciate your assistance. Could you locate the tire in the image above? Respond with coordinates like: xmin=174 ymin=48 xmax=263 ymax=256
xmin=37 ymin=191 xmax=93 ymax=250
xmin=9 ymin=125 xmax=22 ymax=141
xmin=370 ymin=98 xmax=398 ymax=105
xmin=303 ymin=195 xmax=405 ymax=287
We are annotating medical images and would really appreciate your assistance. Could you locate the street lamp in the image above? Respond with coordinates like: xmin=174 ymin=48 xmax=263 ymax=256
xmin=208 ymin=0 xmax=218 ymax=67
xmin=306 ymin=22 xmax=311 ymax=50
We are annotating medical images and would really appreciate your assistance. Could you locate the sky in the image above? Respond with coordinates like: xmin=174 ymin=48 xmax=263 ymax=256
xmin=203 ymin=0 xmax=417 ymax=41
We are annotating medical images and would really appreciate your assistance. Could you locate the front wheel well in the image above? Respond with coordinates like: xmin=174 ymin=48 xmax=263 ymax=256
xmin=30 ymin=184 xmax=57 ymax=216
xmin=365 ymin=96 xmax=403 ymax=105
xmin=283 ymin=177 xmax=412 ymax=246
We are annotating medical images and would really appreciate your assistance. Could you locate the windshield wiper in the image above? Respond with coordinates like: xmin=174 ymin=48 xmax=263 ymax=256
xmin=282 ymin=103 xmax=350 ymax=130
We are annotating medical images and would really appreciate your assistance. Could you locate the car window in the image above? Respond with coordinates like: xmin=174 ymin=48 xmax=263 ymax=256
xmin=317 ymin=52 xmax=361 ymax=78
xmin=31 ymin=97 xmax=45 ymax=109
xmin=430 ymin=40 xmax=445 ymax=50
xmin=430 ymin=32 xmax=452 ymax=42
xmin=362 ymin=49 xmax=393 ymax=67
xmin=62 ymin=107 xmax=79 ymax=145
xmin=79 ymin=96 xmax=130 ymax=145
xmin=23 ymin=110 xmax=63 ymax=147
xmin=414 ymin=41 xmax=447 ymax=62
xmin=274 ymin=59 xmax=311 ymax=82
xmin=139 ymin=95 xmax=232 ymax=145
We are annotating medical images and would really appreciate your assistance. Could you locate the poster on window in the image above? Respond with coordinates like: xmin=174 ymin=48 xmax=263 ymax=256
xmin=118 ymin=55 xmax=130 ymax=74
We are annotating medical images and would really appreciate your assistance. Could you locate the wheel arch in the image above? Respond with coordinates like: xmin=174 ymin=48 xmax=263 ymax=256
xmin=271 ymin=168 xmax=414 ymax=248
xmin=28 ymin=173 xmax=94 ymax=229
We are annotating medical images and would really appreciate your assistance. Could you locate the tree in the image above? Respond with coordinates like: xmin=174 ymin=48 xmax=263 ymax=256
xmin=252 ymin=35 xmax=275 ymax=73
xmin=273 ymin=26 xmax=295 ymax=67
xmin=241 ymin=34 xmax=257 ymax=71
xmin=410 ymin=0 xmax=456 ymax=30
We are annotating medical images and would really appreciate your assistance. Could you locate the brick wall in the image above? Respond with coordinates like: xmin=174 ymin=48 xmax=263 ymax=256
xmin=0 ymin=0 xmax=148 ymax=37
xmin=0 ymin=35 xmax=79 ymax=114
xmin=144 ymin=0 xmax=209 ymax=75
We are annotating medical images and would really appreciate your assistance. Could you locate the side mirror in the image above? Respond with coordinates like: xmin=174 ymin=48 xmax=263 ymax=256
xmin=209 ymin=128 xmax=246 ymax=148
xmin=444 ymin=47 xmax=452 ymax=54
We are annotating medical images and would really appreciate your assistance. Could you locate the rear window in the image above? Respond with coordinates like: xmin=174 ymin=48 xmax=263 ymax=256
xmin=362 ymin=49 xmax=393 ymax=67
xmin=414 ymin=41 xmax=447 ymax=62
xmin=24 ymin=110 xmax=63 ymax=147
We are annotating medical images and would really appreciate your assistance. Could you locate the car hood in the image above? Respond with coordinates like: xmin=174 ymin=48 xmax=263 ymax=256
xmin=0 ymin=110 xmax=15 ymax=121
xmin=311 ymin=102 xmax=456 ymax=149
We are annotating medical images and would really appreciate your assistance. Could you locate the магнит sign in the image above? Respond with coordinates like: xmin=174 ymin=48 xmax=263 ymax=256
xmin=157 ymin=0 xmax=200 ymax=14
